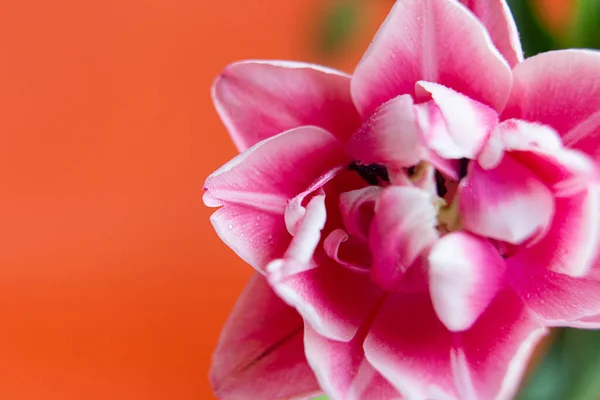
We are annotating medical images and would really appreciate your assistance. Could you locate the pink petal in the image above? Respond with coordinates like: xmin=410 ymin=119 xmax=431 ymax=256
xmin=323 ymin=229 xmax=371 ymax=274
xmin=509 ymin=261 xmax=600 ymax=324
xmin=416 ymin=81 xmax=498 ymax=159
xmin=267 ymin=195 xmax=383 ymax=342
xmin=509 ymin=181 xmax=600 ymax=277
xmin=459 ymin=0 xmax=524 ymax=67
xmin=204 ymin=126 xmax=346 ymax=271
xmin=563 ymin=109 xmax=600 ymax=161
xmin=429 ymin=232 xmax=506 ymax=331
xmin=268 ymin=255 xmax=383 ymax=342
xmin=210 ymin=273 xmax=320 ymax=400
xmin=369 ymin=187 xmax=439 ymax=292
xmin=502 ymin=50 xmax=600 ymax=136
xmin=453 ymin=288 xmax=548 ymax=400
xmin=208 ymin=205 xmax=290 ymax=273
xmin=459 ymin=155 xmax=555 ymax=245
xmin=346 ymin=95 xmax=422 ymax=168
xmin=304 ymin=324 xmax=400 ymax=400
xmin=213 ymin=60 xmax=361 ymax=151
xmin=363 ymin=293 xmax=458 ymax=399
xmin=478 ymin=119 xmax=562 ymax=170
xmin=338 ymin=186 xmax=382 ymax=240
xmin=351 ymin=0 xmax=512 ymax=117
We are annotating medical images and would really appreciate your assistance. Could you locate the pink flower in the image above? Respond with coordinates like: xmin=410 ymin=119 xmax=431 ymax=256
xmin=204 ymin=0 xmax=600 ymax=399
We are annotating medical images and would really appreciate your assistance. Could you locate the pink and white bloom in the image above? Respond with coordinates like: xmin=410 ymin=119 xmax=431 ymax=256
xmin=204 ymin=0 xmax=600 ymax=399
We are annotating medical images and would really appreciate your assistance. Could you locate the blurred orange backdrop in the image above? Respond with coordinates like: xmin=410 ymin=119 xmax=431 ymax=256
xmin=0 ymin=0 xmax=390 ymax=398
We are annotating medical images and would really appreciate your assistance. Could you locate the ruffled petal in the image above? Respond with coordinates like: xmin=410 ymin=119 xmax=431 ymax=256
xmin=323 ymin=229 xmax=371 ymax=274
xmin=204 ymin=126 xmax=347 ymax=271
xmin=364 ymin=293 xmax=458 ymax=399
xmin=210 ymin=274 xmax=320 ymax=400
xmin=429 ymin=232 xmax=506 ymax=331
xmin=346 ymin=95 xmax=422 ymax=168
xmin=416 ymin=81 xmax=498 ymax=159
xmin=503 ymin=50 xmax=600 ymax=136
xmin=304 ymin=324 xmax=401 ymax=400
xmin=369 ymin=187 xmax=439 ymax=291
xmin=213 ymin=60 xmax=361 ymax=150
xmin=459 ymin=0 xmax=524 ymax=67
xmin=453 ymin=288 xmax=548 ymax=400
xmin=459 ymin=156 xmax=555 ymax=245
xmin=351 ymin=0 xmax=512 ymax=117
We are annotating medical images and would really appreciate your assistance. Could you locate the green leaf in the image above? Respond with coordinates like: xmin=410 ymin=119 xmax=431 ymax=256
xmin=311 ymin=396 xmax=328 ymax=400
xmin=569 ymin=0 xmax=600 ymax=49
xmin=518 ymin=329 xmax=600 ymax=400
xmin=506 ymin=0 xmax=557 ymax=56
xmin=316 ymin=0 xmax=359 ymax=55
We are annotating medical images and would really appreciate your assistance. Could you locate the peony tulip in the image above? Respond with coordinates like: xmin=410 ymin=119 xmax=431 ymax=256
xmin=204 ymin=0 xmax=600 ymax=399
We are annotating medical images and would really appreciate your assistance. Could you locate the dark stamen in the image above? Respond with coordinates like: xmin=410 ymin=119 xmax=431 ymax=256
xmin=349 ymin=161 xmax=390 ymax=185
xmin=407 ymin=166 xmax=416 ymax=176
xmin=435 ymin=170 xmax=447 ymax=197
xmin=459 ymin=158 xmax=470 ymax=179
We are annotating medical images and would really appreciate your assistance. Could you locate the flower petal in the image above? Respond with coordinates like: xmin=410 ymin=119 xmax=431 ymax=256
xmin=364 ymin=293 xmax=458 ymax=399
xmin=510 ymin=181 xmax=600 ymax=277
xmin=213 ymin=60 xmax=361 ymax=150
xmin=323 ymin=229 xmax=371 ymax=274
xmin=459 ymin=155 xmax=555 ymax=245
xmin=429 ymin=232 xmax=506 ymax=332
xmin=210 ymin=274 xmax=320 ymax=400
xmin=267 ymin=196 xmax=383 ymax=342
xmin=416 ymin=81 xmax=498 ymax=159
xmin=453 ymin=288 xmax=548 ymax=400
xmin=268 ymin=256 xmax=384 ymax=342
xmin=503 ymin=50 xmax=600 ymax=136
xmin=339 ymin=186 xmax=382 ymax=240
xmin=369 ymin=187 xmax=439 ymax=292
xmin=351 ymin=0 xmax=512 ymax=117
xmin=304 ymin=324 xmax=401 ymax=400
xmin=509 ymin=261 xmax=600 ymax=324
xmin=203 ymin=126 xmax=346 ymax=271
xmin=346 ymin=95 xmax=422 ymax=168
xmin=459 ymin=0 xmax=524 ymax=67
xmin=563 ymin=108 xmax=600 ymax=161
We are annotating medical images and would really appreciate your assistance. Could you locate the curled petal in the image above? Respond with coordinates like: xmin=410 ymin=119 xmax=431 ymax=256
xmin=268 ymin=196 xmax=383 ymax=342
xmin=503 ymin=50 xmax=600 ymax=137
xmin=478 ymin=119 xmax=562 ymax=170
xmin=364 ymin=293 xmax=458 ymax=399
xmin=213 ymin=60 xmax=361 ymax=150
xmin=459 ymin=0 xmax=524 ymax=67
xmin=347 ymin=95 xmax=422 ymax=168
xmin=339 ymin=186 xmax=382 ymax=240
xmin=416 ymin=81 xmax=498 ymax=159
xmin=459 ymin=156 xmax=555 ymax=245
xmin=203 ymin=126 xmax=346 ymax=271
xmin=304 ymin=324 xmax=400 ymax=400
xmin=453 ymin=289 xmax=548 ymax=400
xmin=351 ymin=0 xmax=512 ymax=117
xmin=429 ymin=232 xmax=506 ymax=332
xmin=210 ymin=274 xmax=320 ymax=400
xmin=323 ymin=229 xmax=371 ymax=274
xmin=369 ymin=187 xmax=439 ymax=291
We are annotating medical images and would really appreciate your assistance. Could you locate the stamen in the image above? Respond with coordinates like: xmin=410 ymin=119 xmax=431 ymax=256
xmin=434 ymin=171 xmax=447 ymax=197
xmin=459 ymin=158 xmax=470 ymax=179
xmin=349 ymin=161 xmax=390 ymax=185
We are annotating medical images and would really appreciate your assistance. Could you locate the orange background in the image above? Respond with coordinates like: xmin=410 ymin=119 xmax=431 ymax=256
xmin=0 ymin=0 xmax=389 ymax=398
